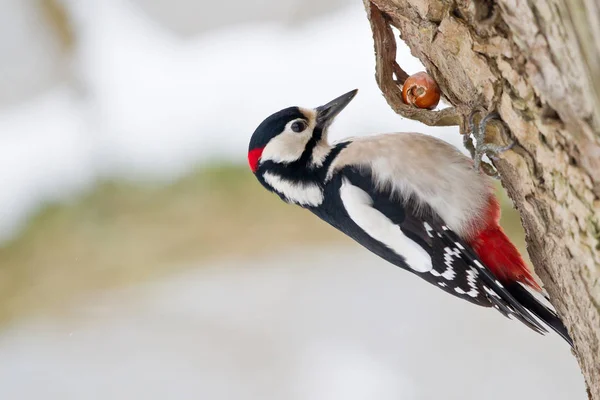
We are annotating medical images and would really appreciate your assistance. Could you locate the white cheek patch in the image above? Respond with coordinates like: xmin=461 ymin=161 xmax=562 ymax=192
xmin=263 ymin=171 xmax=323 ymax=206
xmin=260 ymin=113 xmax=316 ymax=166
xmin=339 ymin=179 xmax=433 ymax=273
xmin=261 ymin=132 xmax=309 ymax=164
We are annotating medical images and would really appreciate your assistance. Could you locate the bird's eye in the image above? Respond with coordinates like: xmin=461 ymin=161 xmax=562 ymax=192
xmin=291 ymin=120 xmax=307 ymax=133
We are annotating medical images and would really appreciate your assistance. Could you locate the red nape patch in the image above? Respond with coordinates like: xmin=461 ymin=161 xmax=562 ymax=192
xmin=469 ymin=196 xmax=541 ymax=291
xmin=248 ymin=147 xmax=264 ymax=173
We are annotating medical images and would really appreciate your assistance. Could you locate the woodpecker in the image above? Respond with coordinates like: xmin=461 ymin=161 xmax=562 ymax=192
xmin=248 ymin=89 xmax=572 ymax=346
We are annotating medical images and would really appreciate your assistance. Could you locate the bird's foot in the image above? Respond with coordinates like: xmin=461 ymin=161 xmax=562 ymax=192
xmin=464 ymin=110 xmax=514 ymax=179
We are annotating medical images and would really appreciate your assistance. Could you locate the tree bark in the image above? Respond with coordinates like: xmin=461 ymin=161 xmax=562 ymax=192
xmin=362 ymin=0 xmax=600 ymax=397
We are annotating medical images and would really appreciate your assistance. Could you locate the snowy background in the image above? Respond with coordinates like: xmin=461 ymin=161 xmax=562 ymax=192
xmin=0 ymin=0 xmax=456 ymax=242
xmin=0 ymin=0 xmax=586 ymax=398
xmin=0 ymin=248 xmax=585 ymax=399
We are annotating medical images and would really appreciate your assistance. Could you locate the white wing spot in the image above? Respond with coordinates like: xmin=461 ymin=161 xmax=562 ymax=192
xmin=454 ymin=242 xmax=465 ymax=250
xmin=484 ymin=285 xmax=501 ymax=298
xmin=474 ymin=260 xmax=485 ymax=269
xmin=444 ymin=246 xmax=461 ymax=267
xmin=430 ymin=265 xmax=455 ymax=280
xmin=463 ymin=269 xmax=480 ymax=298
xmin=441 ymin=267 xmax=456 ymax=280
xmin=423 ymin=222 xmax=434 ymax=238
xmin=438 ymin=282 xmax=447 ymax=287
xmin=430 ymin=247 xmax=460 ymax=280
xmin=339 ymin=178 xmax=433 ymax=273
xmin=455 ymin=271 xmax=479 ymax=297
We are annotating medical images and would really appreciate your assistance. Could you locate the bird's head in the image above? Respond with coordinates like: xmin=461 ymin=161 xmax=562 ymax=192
xmin=248 ymin=89 xmax=358 ymax=173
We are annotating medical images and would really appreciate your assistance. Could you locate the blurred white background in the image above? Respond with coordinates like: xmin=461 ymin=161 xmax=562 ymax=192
xmin=0 ymin=0 xmax=586 ymax=398
xmin=0 ymin=0 xmax=455 ymax=242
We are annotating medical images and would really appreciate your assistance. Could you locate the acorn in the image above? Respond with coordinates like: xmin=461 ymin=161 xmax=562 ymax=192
xmin=401 ymin=72 xmax=441 ymax=110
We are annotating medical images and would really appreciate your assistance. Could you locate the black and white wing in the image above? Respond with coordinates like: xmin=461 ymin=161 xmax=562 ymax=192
xmin=317 ymin=166 xmax=550 ymax=335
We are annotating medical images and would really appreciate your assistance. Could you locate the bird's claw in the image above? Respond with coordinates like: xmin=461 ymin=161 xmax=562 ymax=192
xmin=464 ymin=109 xmax=514 ymax=180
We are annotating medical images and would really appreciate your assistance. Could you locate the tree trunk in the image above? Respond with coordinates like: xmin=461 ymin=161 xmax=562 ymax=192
xmin=362 ymin=0 xmax=600 ymax=397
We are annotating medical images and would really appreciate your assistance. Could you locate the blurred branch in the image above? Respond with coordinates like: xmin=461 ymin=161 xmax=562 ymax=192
xmin=39 ymin=0 xmax=75 ymax=52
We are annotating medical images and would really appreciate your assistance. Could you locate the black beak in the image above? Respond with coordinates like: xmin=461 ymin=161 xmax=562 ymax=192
xmin=315 ymin=89 xmax=358 ymax=128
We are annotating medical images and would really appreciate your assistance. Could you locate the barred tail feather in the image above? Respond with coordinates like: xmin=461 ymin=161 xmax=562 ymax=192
xmin=441 ymin=228 xmax=572 ymax=346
